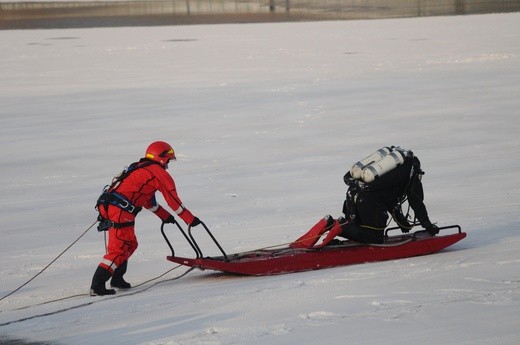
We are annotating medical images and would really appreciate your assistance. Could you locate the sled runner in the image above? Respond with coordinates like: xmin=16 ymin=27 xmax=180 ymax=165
xmin=163 ymin=222 xmax=466 ymax=276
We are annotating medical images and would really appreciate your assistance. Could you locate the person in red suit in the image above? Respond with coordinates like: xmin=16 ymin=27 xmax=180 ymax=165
xmin=90 ymin=141 xmax=200 ymax=296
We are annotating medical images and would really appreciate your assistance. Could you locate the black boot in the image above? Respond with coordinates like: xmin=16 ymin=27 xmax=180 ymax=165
xmin=90 ymin=266 xmax=116 ymax=296
xmin=110 ymin=261 xmax=131 ymax=289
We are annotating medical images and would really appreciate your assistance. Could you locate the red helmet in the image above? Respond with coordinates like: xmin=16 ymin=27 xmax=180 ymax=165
xmin=145 ymin=141 xmax=176 ymax=166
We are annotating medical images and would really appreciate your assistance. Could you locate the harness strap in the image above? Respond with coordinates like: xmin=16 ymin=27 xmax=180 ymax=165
xmin=97 ymin=217 xmax=135 ymax=232
xmin=97 ymin=191 xmax=142 ymax=215
xmin=95 ymin=159 xmax=160 ymax=231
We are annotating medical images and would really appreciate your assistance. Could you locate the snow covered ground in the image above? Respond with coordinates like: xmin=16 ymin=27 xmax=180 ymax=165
xmin=1 ymin=12 xmax=519 ymax=345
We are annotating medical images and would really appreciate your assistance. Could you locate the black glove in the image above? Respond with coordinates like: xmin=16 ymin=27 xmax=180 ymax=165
xmin=164 ymin=215 xmax=176 ymax=224
xmin=190 ymin=217 xmax=201 ymax=227
xmin=425 ymin=223 xmax=439 ymax=236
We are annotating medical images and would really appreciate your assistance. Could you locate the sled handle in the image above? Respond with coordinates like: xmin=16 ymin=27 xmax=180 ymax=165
xmin=385 ymin=224 xmax=462 ymax=237
xmin=188 ymin=221 xmax=228 ymax=261
xmin=161 ymin=221 xmax=199 ymax=258
xmin=411 ymin=224 xmax=463 ymax=239
xmin=384 ymin=223 xmax=420 ymax=237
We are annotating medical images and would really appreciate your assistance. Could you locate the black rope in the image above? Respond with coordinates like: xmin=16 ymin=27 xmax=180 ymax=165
xmin=0 ymin=266 xmax=194 ymax=327
xmin=4 ymin=264 xmax=189 ymax=312
xmin=0 ymin=219 xmax=98 ymax=304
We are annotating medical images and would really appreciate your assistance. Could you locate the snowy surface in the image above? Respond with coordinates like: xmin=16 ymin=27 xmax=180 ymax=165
xmin=1 ymin=13 xmax=520 ymax=345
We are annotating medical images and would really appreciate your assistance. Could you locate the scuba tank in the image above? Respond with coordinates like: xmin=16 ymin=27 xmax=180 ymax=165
xmin=361 ymin=149 xmax=405 ymax=183
xmin=349 ymin=146 xmax=392 ymax=179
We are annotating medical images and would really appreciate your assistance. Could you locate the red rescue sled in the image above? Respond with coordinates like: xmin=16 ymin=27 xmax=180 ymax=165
xmin=162 ymin=223 xmax=466 ymax=276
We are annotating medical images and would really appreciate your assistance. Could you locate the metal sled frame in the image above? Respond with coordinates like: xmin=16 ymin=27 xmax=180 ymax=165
xmin=161 ymin=221 xmax=228 ymax=261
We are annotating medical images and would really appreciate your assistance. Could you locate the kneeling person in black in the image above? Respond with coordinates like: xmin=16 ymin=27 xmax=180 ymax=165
xmin=339 ymin=147 xmax=438 ymax=244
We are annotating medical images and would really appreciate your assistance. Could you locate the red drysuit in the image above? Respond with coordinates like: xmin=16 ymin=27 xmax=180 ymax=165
xmin=97 ymin=160 xmax=195 ymax=273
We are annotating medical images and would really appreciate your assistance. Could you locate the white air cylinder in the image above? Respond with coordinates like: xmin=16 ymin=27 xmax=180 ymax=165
xmin=362 ymin=150 xmax=405 ymax=183
xmin=350 ymin=147 xmax=392 ymax=179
